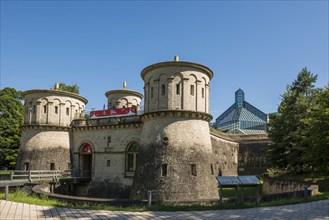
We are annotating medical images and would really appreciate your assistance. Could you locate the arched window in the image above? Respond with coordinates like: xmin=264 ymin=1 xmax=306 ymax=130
xmin=126 ymin=142 xmax=140 ymax=172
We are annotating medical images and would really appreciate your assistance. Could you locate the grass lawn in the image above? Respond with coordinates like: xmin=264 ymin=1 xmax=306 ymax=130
xmin=1 ymin=187 xmax=328 ymax=212
xmin=220 ymin=186 xmax=260 ymax=198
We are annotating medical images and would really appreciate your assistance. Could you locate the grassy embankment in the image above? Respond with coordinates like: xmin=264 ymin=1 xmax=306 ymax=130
xmin=0 ymin=185 xmax=328 ymax=212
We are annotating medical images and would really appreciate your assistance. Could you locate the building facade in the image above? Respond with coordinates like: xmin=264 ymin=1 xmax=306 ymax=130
xmin=214 ymin=89 xmax=268 ymax=134
xmin=17 ymin=57 xmax=269 ymax=203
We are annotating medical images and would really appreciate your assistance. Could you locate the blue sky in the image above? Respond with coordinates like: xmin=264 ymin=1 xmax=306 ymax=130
xmin=1 ymin=1 xmax=328 ymax=120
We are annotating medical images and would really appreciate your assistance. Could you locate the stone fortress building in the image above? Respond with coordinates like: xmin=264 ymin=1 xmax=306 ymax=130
xmin=16 ymin=56 xmax=269 ymax=203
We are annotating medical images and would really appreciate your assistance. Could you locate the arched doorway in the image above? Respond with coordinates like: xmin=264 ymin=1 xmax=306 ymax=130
xmin=80 ymin=143 xmax=93 ymax=178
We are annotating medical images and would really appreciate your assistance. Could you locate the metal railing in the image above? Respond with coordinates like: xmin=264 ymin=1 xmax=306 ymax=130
xmin=0 ymin=170 xmax=72 ymax=183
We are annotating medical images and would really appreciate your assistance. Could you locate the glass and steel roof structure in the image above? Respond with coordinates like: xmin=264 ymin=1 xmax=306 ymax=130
xmin=214 ymin=89 xmax=268 ymax=134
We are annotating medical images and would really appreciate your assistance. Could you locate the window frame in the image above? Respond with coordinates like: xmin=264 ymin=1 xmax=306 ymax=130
xmin=176 ymin=83 xmax=180 ymax=95
xmin=190 ymin=85 xmax=195 ymax=96
xmin=125 ymin=142 xmax=140 ymax=176
xmin=191 ymin=164 xmax=197 ymax=176
xmin=161 ymin=84 xmax=166 ymax=96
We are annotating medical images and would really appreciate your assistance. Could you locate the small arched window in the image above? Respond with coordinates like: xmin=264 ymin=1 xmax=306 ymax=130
xmin=126 ymin=142 xmax=140 ymax=172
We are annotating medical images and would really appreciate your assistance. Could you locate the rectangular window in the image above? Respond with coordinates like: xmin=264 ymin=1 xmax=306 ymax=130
xmin=32 ymin=105 xmax=36 ymax=114
xmin=161 ymin=84 xmax=165 ymax=96
xmin=161 ymin=164 xmax=168 ymax=177
xmin=107 ymin=160 xmax=111 ymax=167
xmin=66 ymin=107 xmax=70 ymax=116
xmin=24 ymin=163 xmax=29 ymax=171
xmin=43 ymin=105 xmax=47 ymax=114
xmin=151 ymin=87 xmax=154 ymax=98
xmin=50 ymin=163 xmax=55 ymax=170
xmin=202 ymin=88 xmax=205 ymax=98
xmin=190 ymin=85 xmax=195 ymax=96
xmin=191 ymin=164 xmax=197 ymax=176
xmin=55 ymin=106 xmax=58 ymax=114
xmin=107 ymin=136 xmax=111 ymax=146
xmin=176 ymin=84 xmax=180 ymax=95
xmin=211 ymin=164 xmax=214 ymax=175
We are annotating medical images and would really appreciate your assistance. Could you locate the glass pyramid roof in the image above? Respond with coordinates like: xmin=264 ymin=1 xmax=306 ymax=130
xmin=214 ymin=89 xmax=268 ymax=134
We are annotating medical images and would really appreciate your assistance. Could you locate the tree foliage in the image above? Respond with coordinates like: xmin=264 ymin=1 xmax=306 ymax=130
xmin=58 ymin=82 xmax=79 ymax=94
xmin=268 ymin=68 xmax=329 ymax=175
xmin=303 ymin=85 xmax=329 ymax=175
xmin=0 ymin=88 xmax=24 ymax=169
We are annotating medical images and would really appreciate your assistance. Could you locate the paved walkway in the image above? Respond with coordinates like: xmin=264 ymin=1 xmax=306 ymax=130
xmin=0 ymin=199 xmax=328 ymax=220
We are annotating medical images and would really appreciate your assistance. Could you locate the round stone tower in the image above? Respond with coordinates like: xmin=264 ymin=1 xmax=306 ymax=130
xmin=130 ymin=56 xmax=219 ymax=203
xmin=105 ymin=82 xmax=143 ymax=110
xmin=16 ymin=84 xmax=88 ymax=171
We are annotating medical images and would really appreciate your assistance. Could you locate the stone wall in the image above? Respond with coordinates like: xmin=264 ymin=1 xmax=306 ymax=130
xmin=22 ymin=90 xmax=87 ymax=126
xmin=71 ymin=123 xmax=143 ymax=198
xmin=131 ymin=113 xmax=218 ymax=202
xmin=210 ymin=129 xmax=270 ymax=176
xmin=262 ymin=176 xmax=319 ymax=196
xmin=142 ymin=63 xmax=212 ymax=114
xmin=210 ymin=134 xmax=239 ymax=176
xmin=17 ymin=127 xmax=71 ymax=170
xmin=105 ymin=90 xmax=143 ymax=109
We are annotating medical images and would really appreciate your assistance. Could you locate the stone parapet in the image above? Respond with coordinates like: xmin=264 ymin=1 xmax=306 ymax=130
xmin=141 ymin=110 xmax=213 ymax=122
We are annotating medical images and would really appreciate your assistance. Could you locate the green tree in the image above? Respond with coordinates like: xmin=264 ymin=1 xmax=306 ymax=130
xmin=303 ymin=86 xmax=329 ymax=175
xmin=58 ymin=82 xmax=79 ymax=94
xmin=0 ymin=88 xmax=24 ymax=169
xmin=268 ymin=68 xmax=317 ymax=173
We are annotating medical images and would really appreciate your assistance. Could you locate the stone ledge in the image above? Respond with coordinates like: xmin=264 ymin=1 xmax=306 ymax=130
xmin=20 ymin=124 xmax=71 ymax=131
xmin=141 ymin=110 xmax=213 ymax=122
xmin=71 ymin=122 xmax=143 ymax=131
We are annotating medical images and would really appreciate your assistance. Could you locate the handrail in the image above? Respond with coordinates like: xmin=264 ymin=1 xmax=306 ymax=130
xmin=1 ymin=170 xmax=73 ymax=183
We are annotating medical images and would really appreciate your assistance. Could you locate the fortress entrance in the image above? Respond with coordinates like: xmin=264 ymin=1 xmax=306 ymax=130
xmin=80 ymin=144 xmax=93 ymax=178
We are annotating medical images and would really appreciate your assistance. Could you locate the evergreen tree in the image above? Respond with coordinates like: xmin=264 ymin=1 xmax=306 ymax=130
xmin=0 ymin=88 xmax=24 ymax=169
xmin=304 ymin=86 xmax=329 ymax=175
xmin=268 ymin=68 xmax=317 ymax=172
